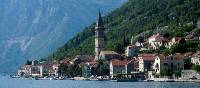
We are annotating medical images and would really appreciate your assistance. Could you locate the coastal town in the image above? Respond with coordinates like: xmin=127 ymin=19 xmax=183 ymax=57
xmin=14 ymin=12 xmax=200 ymax=82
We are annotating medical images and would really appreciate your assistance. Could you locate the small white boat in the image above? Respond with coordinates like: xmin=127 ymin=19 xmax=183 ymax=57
xmin=35 ymin=76 xmax=56 ymax=80
xmin=152 ymin=78 xmax=175 ymax=82
xmin=10 ymin=75 xmax=20 ymax=78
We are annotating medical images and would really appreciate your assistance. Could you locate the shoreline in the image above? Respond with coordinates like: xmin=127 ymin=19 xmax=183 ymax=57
xmin=8 ymin=75 xmax=200 ymax=83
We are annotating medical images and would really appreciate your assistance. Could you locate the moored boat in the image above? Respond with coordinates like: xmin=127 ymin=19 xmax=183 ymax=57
xmin=10 ymin=75 xmax=20 ymax=78
xmin=110 ymin=78 xmax=139 ymax=82
xmin=152 ymin=78 xmax=175 ymax=82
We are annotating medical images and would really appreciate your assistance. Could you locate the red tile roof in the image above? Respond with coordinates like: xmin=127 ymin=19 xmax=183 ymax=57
xmin=184 ymin=52 xmax=194 ymax=57
xmin=185 ymin=34 xmax=194 ymax=39
xmin=111 ymin=59 xmax=134 ymax=66
xmin=139 ymin=54 xmax=157 ymax=61
xmin=174 ymin=37 xmax=183 ymax=42
xmin=149 ymin=33 xmax=160 ymax=39
xmin=175 ymin=54 xmax=185 ymax=60
xmin=60 ymin=58 xmax=71 ymax=64
xmin=155 ymin=37 xmax=169 ymax=42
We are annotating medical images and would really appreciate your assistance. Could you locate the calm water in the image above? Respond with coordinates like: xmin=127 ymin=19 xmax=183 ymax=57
xmin=1 ymin=76 xmax=200 ymax=88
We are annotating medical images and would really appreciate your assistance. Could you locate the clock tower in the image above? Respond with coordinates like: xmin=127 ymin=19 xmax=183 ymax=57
xmin=95 ymin=12 xmax=105 ymax=60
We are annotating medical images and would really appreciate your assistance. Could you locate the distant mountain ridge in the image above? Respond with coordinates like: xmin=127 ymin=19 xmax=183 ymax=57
xmin=0 ymin=0 xmax=127 ymax=73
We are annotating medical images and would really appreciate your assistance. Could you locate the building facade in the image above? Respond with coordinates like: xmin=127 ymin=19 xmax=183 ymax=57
xmin=18 ymin=65 xmax=43 ymax=77
xmin=125 ymin=45 xmax=140 ymax=57
xmin=167 ymin=37 xmax=185 ymax=48
xmin=153 ymin=54 xmax=184 ymax=74
xmin=191 ymin=52 xmax=200 ymax=65
xmin=99 ymin=51 xmax=122 ymax=61
xmin=138 ymin=54 xmax=157 ymax=72
xmin=110 ymin=59 xmax=135 ymax=79
xmin=148 ymin=33 xmax=169 ymax=49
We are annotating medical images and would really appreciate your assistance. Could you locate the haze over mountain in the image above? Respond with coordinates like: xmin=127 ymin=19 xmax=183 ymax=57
xmin=0 ymin=0 xmax=127 ymax=73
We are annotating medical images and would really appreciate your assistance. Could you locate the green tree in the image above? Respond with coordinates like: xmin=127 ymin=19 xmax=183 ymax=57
xmin=160 ymin=69 xmax=174 ymax=77
xmin=93 ymin=60 xmax=109 ymax=76
xmin=184 ymin=57 xmax=193 ymax=69
xmin=45 ymin=0 xmax=200 ymax=61
xmin=174 ymin=70 xmax=182 ymax=78
xmin=58 ymin=63 xmax=69 ymax=76
xmin=192 ymin=65 xmax=200 ymax=72
xmin=26 ymin=60 xmax=32 ymax=65
xmin=138 ymin=36 xmax=144 ymax=44
xmin=163 ymin=48 xmax=172 ymax=55
xmin=160 ymin=69 xmax=168 ymax=77
xmin=170 ymin=43 xmax=186 ymax=54
xmin=197 ymin=44 xmax=200 ymax=51
xmin=58 ymin=63 xmax=82 ymax=77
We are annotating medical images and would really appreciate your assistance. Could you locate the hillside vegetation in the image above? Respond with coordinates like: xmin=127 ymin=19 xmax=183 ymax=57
xmin=47 ymin=0 xmax=200 ymax=60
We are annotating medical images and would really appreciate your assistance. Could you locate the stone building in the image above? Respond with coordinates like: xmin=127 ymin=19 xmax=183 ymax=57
xmin=138 ymin=54 xmax=157 ymax=72
xmin=191 ymin=51 xmax=200 ymax=65
xmin=99 ymin=51 xmax=122 ymax=61
xmin=153 ymin=54 xmax=184 ymax=74
xmin=95 ymin=12 xmax=105 ymax=60
xmin=125 ymin=45 xmax=140 ymax=57
xmin=109 ymin=59 xmax=135 ymax=79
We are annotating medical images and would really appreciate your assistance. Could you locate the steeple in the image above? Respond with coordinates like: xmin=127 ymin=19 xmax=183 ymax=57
xmin=96 ymin=11 xmax=103 ymax=27
xmin=95 ymin=11 xmax=105 ymax=60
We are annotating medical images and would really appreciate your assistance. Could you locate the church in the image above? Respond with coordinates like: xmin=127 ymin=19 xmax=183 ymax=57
xmin=95 ymin=12 xmax=105 ymax=60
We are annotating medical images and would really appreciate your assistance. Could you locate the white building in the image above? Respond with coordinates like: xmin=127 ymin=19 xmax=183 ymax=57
xmin=110 ymin=59 xmax=135 ymax=79
xmin=18 ymin=65 xmax=43 ymax=77
xmin=191 ymin=51 xmax=200 ymax=65
xmin=167 ymin=37 xmax=184 ymax=48
xmin=53 ymin=64 xmax=60 ymax=77
xmin=153 ymin=54 xmax=184 ymax=74
xmin=148 ymin=33 xmax=169 ymax=49
xmin=138 ymin=54 xmax=157 ymax=72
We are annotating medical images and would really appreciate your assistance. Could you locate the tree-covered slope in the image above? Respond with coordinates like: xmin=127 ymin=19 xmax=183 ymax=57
xmin=48 ymin=0 xmax=200 ymax=60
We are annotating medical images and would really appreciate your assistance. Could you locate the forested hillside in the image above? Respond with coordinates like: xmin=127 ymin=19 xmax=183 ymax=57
xmin=0 ymin=0 xmax=127 ymax=73
xmin=47 ymin=0 xmax=200 ymax=60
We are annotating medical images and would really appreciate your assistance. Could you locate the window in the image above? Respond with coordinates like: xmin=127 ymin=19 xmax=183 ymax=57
xmin=171 ymin=63 xmax=173 ymax=69
xmin=164 ymin=63 xmax=168 ymax=66
xmin=155 ymin=63 xmax=159 ymax=68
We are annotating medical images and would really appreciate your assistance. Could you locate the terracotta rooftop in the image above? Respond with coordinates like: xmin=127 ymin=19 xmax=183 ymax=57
xmin=184 ymin=52 xmax=195 ymax=57
xmin=149 ymin=33 xmax=161 ymax=39
xmin=60 ymin=58 xmax=71 ymax=64
xmin=111 ymin=59 xmax=134 ymax=66
xmin=173 ymin=37 xmax=183 ymax=42
xmin=139 ymin=54 xmax=157 ymax=61
xmin=155 ymin=37 xmax=169 ymax=42
xmin=72 ymin=55 xmax=94 ymax=62
xmin=185 ymin=33 xmax=195 ymax=39
xmin=175 ymin=54 xmax=185 ymax=60
xmin=193 ymin=51 xmax=200 ymax=56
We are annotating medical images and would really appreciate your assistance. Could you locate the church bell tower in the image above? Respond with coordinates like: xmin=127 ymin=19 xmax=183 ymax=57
xmin=95 ymin=11 xmax=105 ymax=60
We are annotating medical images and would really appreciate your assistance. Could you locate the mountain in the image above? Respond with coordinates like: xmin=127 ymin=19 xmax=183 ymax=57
xmin=0 ymin=0 xmax=127 ymax=73
xmin=48 ymin=0 xmax=200 ymax=60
